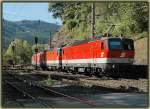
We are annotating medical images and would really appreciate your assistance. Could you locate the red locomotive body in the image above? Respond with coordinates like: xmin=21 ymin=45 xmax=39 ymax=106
xmin=32 ymin=50 xmax=59 ymax=70
xmin=31 ymin=37 xmax=135 ymax=76
xmin=32 ymin=52 xmax=42 ymax=65
xmin=61 ymin=37 xmax=134 ymax=73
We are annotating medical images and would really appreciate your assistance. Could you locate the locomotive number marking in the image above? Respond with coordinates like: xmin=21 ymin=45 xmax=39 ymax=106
xmin=101 ymin=52 xmax=104 ymax=57
xmin=120 ymin=52 xmax=126 ymax=57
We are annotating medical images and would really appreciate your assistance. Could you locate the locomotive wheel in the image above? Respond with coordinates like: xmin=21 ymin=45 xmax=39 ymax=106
xmin=85 ymin=68 xmax=93 ymax=76
xmin=66 ymin=67 xmax=70 ymax=73
xmin=95 ymin=68 xmax=103 ymax=77
xmin=66 ymin=67 xmax=74 ymax=74
xmin=50 ymin=67 xmax=54 ymax=71
xmin=41 ymin=67 xmax=46 ymax=71
xmin=68 ymin=70 xmax=73 ymax=74
xmin=73 ymin=68 xmax=78 ymax=74
xmin=110 ymin=69 xmax=119 ymax=78
xmin=91 ymin=68 xmax=96 ymax=76
xmin=63 ymin=67 xmax=68 ymax=72
xmin=70 ymin=68 xmax=76 ymax=74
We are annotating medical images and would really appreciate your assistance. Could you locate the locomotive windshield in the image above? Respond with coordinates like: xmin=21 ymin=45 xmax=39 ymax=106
xmin=108 ymin=38 xmax=134 ymax=50
xmin=122 ymin=39 xmax=134 ymax=50
xmin=108 ymin=39 xmax=123 ymax=50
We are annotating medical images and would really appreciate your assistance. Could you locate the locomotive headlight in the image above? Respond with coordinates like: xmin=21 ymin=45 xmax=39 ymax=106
xmin=128 ymin=58 xmax=133 ymax=63
xmin=112 ymin=64 xmax=115 ymax=68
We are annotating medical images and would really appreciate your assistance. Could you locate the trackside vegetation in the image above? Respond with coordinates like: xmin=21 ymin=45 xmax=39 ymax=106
xmin=49 ymin=2 xmax=148 ymax=40
xmin=3 ymin=39 xmax=45 ymax=65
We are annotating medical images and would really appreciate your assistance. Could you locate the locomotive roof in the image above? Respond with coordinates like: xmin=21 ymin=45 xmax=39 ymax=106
xmin=64 ymin=37 xmax=132 ymax=47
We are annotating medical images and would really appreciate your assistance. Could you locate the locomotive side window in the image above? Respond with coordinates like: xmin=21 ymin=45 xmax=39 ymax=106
xmin=62 ymin=49 xmax=64 ymax=54
xmin=123 ymin=39 xmax=134 ymax=50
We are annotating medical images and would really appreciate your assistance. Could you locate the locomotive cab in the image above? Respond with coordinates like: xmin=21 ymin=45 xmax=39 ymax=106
xmin=107 ymin=38 xmax=134 ymax=59
xmin=108 ymin=38 xmax=134 ymax=51
xmin=103 ymin=37 xmax=135 ymax=71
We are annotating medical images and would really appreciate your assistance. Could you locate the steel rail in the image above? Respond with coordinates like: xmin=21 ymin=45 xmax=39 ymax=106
xmin=38 ymin=85 xmax=97 ymax=107
xmin=4 ymin=80 xmax=53 ymax=107
xmin=3 ymin=82 xmax=25 ymax=107
xmin=14 ymin=74 xmax=97 ymax=107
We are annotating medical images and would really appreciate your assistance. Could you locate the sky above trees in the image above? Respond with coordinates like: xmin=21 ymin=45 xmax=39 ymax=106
xmin=3 ymin=3 xmax=62 ymax=25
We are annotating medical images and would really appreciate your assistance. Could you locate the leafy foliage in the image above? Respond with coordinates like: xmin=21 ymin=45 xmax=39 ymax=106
xmin=3 ymin=39 xmax=45 ymax=65
xmin=49 ymin=2 xmax=148 ymax=40
xmin=3 ymin=39 xmax=31 ymax=64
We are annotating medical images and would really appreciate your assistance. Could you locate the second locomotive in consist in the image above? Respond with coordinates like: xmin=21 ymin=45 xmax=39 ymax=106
xmin=32 ymin=36 xmax=135 ymax=77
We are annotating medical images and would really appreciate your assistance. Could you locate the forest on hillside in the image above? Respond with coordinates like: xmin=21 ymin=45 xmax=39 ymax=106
xmin=2 ymin=20 xmax=60 ymax=65
xmin=3 ymin=20 xmax=60 ymax=49
xmin=49 ymin=1 xmax=148 ymax=44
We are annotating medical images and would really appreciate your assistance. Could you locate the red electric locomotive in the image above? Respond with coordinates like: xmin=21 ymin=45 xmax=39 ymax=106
xmin=32 ymin=49 xmax=59 ymax=70
xmin=32 ymin=36 xmax=135 ymax=77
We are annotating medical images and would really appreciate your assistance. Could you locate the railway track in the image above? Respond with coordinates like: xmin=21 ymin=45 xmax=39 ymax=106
xmin=2 ymin=67 xmax=148 ymax=107
xmin=3 ymin=64 xmax=148 ymax=79
xmin=5 ymin=81 xmax=51 ymax=107
xmin=3 ymin=73 xmax=98 ymax=107
xmin=2 ymin=82 xmax=27 ymax=107
xmin=3 ymin=74 xmax=53 ymax=107
xmin=20 ymin=70 xmax=147 ymax=93
xmin=2 ymin=64 xmax=148 ymax=96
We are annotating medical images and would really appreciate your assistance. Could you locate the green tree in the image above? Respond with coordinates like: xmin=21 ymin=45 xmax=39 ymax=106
xmin=49 ymin=2 xmax=148 ymax=38
xmin=3 ymin=39 xmax=33 ymax=65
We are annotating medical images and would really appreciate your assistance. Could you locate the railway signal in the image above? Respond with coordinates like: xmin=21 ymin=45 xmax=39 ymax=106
xmin=34 ymin=48 xmax=38 ymax=53
xmin=12 ymin=40 xmax=16 ymax=67
xmin=35 ymin=37 xmax=38 ymax=44
xmin=35 ymin=37 xmax=38 ymax=70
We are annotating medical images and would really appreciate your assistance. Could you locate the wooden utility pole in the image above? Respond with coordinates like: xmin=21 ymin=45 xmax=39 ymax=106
xmin=49 ymin=32 xmax=52 ymax=49
xmin=91 ymin=2 xmax=96 ymax=38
